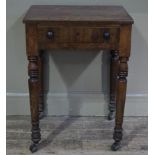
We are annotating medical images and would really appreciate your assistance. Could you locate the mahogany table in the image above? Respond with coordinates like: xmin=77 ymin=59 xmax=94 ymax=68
xmin=23 ymin=5 xmax=134 ymax=153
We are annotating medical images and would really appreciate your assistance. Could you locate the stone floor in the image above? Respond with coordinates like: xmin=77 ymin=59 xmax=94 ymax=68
xmin=6 ymin=116 xmax=148 ymax=155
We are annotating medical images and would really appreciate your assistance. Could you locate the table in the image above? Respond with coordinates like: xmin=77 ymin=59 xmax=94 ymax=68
xmin=23 ymin=5 xmax=134 ymax=153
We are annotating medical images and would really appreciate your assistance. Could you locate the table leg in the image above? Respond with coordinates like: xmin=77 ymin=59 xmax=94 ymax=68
xmin=39 ymin=52 xmax=44 ymax=119
xmin=111 ymin=57 xmax=128 ymax=151
xmin=28 ymin=56 xmax=41 ymax=153
xmin=108 ymin=50 xmax=119 ymax=120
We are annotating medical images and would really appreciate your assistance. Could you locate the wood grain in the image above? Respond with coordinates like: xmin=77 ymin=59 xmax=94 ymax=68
xmin=23 ymin=5 xmax=133 ymax=24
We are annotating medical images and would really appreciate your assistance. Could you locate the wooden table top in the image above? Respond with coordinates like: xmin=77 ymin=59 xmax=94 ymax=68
xmin=23 ymin=5 xmax=134 ymax=24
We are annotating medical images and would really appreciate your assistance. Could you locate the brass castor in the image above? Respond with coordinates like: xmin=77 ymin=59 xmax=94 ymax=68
xmin=29 ymin=143 xmax=38 ymax=153
xmin=111 ymin=142 xmax=121 ymax=151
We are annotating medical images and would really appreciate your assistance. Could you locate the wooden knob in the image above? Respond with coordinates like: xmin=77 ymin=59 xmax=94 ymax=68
xmin=47 ymin=31 xmax=54 ymax=39
xmin=103 ymin=31 xmax=110 ymax=41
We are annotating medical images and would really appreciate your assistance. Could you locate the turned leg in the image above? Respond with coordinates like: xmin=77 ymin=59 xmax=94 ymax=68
xmin=111 ymin=57 xmax=128 ymax=151
xmin=38 ymin=52 xmax=44 ymax=119
xmin=108 ymin=50 xmax=119 ymax=120
xmin=28 ymin=56 xmax=41 ymax=153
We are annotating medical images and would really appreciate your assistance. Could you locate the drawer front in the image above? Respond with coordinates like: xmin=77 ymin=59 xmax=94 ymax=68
xmin=38 ymin=26 xmax=119 ymax=49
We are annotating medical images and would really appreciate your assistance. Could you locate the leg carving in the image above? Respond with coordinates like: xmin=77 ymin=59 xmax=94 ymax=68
xmin=28 ymin=56 xmax=41 ymax=153
xmin=108 ymin=50 xmax=119 ymax=120
xmin=111 ymin=57 xmax=128 ymax=151
xmin=38 ymin=52 xmax=44 ymax=119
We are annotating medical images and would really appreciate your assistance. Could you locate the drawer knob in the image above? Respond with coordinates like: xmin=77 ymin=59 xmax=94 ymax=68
xmin=103 ymin=31 xmax=110 ymax=41
xmin=47 ymin=31 xmax=54 ymax=39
